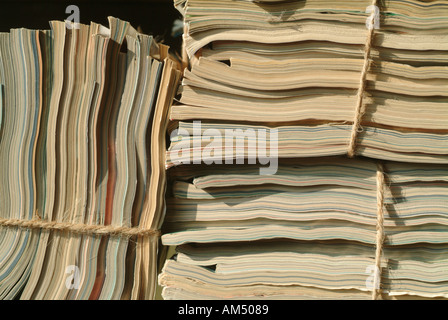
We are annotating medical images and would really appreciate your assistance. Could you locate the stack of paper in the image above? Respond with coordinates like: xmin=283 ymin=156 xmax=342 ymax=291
xmin=160 ymin=158 xmax=448 ymax=299
xmin=168 ymin=0 xmax=447 ymax=163
xmin=0 ymin=17 xmax=180 ymax=299
xmin=159 ymin=0 xmax=448 ymax=300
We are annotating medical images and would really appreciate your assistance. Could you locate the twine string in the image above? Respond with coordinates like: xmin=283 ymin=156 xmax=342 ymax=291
xmin=0 ymin=217 xmax=160 ymax=238
xmin=348 ymin=0 xmax=379 ymax=158
xmin=373 ymin=162 xmax=386 ymax=300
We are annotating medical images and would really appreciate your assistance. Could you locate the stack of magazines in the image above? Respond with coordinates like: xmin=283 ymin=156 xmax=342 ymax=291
xmin=0 ymin=17 xmax=180 ymax=299
xmin=159 ymin=0 xmax=448 ymax=300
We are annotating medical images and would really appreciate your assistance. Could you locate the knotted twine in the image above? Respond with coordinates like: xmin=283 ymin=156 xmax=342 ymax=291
xmin=348 ymin=0 xmax=379 ymax=158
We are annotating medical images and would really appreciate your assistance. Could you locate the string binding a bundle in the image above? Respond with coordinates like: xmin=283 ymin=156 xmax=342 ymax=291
xmin=373 ymin=162 xmax=386 ymax=300
xmin=0 ymin=216 xmax=161 ymax=238
xmin=348 ymin=0 xmax=380 ymax=158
